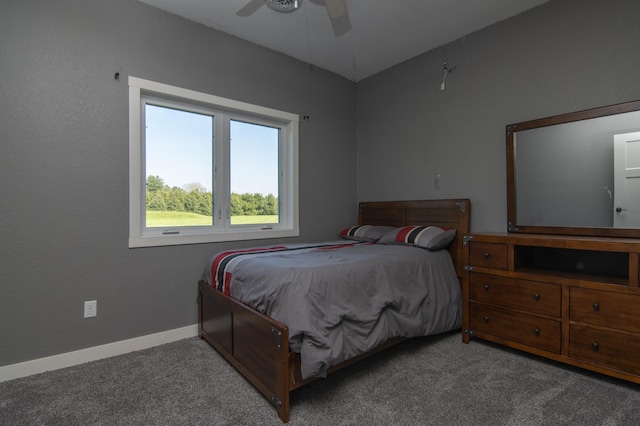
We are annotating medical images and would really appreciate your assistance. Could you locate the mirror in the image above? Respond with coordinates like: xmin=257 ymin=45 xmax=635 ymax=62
xmin=507 ymin=100 xmax=640 ymax=238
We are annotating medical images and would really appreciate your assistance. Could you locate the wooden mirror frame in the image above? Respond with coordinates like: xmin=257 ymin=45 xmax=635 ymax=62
xmin=506 ymin=99 xmax=640 ymax=238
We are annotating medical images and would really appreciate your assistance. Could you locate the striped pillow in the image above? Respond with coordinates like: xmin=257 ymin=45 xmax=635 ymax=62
xmin=339 ymin=225 xmax=397 ymax=242
xmin=378 ymin=225 xmax=456 ymax=250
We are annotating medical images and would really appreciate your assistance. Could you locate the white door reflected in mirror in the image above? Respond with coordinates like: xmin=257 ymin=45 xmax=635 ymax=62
xmin=614 ymin=131 xmax=640 ymax=228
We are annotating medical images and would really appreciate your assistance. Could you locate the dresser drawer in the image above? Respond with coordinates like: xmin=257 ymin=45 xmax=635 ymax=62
xmin=569 ymin=324 xmax=640 ymax=376
xmin=469 ymin=273 xmax=561 ymax=317
xmin=570 ymin=288 xmax=640 ymax=334
xmin=469 ymin=303 xmax=561 ymax=353
xmin=469 ymin=242 xmax=508 ymax=270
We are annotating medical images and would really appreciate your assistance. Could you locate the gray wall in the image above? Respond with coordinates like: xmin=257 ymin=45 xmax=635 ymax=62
xmin=356 ymin=0 xmax=640 ymax=233
xmin=2 ymin=0 xmax=640 ymax=368
xmin=0 ymin=0 xmax=356 ymax=366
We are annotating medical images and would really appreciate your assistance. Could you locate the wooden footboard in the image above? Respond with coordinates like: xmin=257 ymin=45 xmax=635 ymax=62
xmin=198 ymin=199 xmax=470 ymax=423
xmin=198 ymin=280 xmax=407 ymax=422
xmin=198 ymin=280 xmax=292 ymax=422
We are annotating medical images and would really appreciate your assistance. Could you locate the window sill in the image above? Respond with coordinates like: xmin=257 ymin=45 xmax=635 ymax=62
xmin=128 ymin=228 xmax=300 ymax=248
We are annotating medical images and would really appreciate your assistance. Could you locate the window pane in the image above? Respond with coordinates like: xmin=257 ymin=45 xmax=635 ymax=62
xmin=145 ymin=104 xmax=213 ymax=227
xmin=230 ymin=120 xmax=279 ymax=225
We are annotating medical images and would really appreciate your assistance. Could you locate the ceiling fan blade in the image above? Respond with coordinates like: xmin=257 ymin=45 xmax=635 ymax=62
xmin=237 ymin=0 xmax=265 ymax=17
xmin=324 ymin=0 xmax=351 ymax=36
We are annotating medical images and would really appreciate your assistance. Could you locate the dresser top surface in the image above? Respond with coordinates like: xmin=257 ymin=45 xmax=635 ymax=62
xmin=467 ymin=232 xmax=640 ymax=251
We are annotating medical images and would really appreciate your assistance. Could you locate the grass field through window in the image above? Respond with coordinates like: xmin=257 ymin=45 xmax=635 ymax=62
xmin=146 ymin=211 xmax=278 ymax=227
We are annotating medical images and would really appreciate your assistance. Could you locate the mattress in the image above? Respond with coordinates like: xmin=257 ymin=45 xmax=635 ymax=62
xmin=202 ymin=240 xmax=462 ymax=379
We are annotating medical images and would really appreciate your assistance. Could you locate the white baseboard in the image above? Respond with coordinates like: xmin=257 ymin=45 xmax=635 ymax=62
xmin=0 ymin=324 xmax=199 ymax=383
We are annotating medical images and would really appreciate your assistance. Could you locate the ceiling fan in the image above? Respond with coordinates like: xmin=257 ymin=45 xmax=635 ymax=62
xmin=237 ymin=0 xmax=352 ymax=37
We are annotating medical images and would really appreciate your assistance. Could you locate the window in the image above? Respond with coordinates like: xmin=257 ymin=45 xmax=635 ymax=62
xmin=128 ymin=77 xmax=299 ymax=248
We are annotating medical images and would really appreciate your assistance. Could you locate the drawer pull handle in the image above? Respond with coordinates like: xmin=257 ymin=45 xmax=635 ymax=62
xmin=593 ymin=303 xmax=600 ymax=312
xmin=483 ymin=284 xmax=490 ymax=291
xmin=483 ymin=252 xmax=491 ymax=259
xmin=483 ymin=316 xmax=489 ymax=323
xmin=533 ymin=328 xmax=540 ymax=336
xmin=533 ymin=293 xmax=540 ymax=301
xmin=591 ymin=342 xmax=599 ymax=351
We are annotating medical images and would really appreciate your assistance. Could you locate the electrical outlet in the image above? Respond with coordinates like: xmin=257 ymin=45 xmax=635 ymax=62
xmin=84 ymin=300 xmax=97 ymax=318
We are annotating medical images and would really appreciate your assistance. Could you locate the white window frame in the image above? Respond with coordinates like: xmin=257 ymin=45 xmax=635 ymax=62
xmin=128 ymin=76 xmax=299 ymax=248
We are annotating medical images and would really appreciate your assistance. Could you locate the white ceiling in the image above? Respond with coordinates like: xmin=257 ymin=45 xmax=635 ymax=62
xmin=138 ymin=0 xmax=550 ymax=82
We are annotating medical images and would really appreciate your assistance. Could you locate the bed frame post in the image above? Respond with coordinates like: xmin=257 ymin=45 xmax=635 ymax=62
xmin=274 ymin=329 xmax=290 ymax=423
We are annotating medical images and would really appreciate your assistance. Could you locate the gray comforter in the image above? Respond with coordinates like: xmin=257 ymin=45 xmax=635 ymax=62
xmin=203 ymin=241 xmax=461 ymax=379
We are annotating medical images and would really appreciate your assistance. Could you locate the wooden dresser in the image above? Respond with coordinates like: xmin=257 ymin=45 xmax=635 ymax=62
xmin=462 ymin=232 xmax=640 ymax=383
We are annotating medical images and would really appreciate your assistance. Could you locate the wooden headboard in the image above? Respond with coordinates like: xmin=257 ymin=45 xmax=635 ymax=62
xmin=358 ymin=199 xmax=471 ymax=279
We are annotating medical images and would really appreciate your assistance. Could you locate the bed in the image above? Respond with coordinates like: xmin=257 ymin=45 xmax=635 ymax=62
xmin=197 ymin=199 xmax=470 ymax=422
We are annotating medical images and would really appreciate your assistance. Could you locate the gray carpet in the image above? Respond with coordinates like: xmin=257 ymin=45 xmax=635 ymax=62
xmin=2 ymin=331 xmax=639 ymax=425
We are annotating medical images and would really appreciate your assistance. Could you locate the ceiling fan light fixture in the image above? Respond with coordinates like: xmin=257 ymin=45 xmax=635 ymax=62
xmin=265 ymin=0 xmax=302 ymax=13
